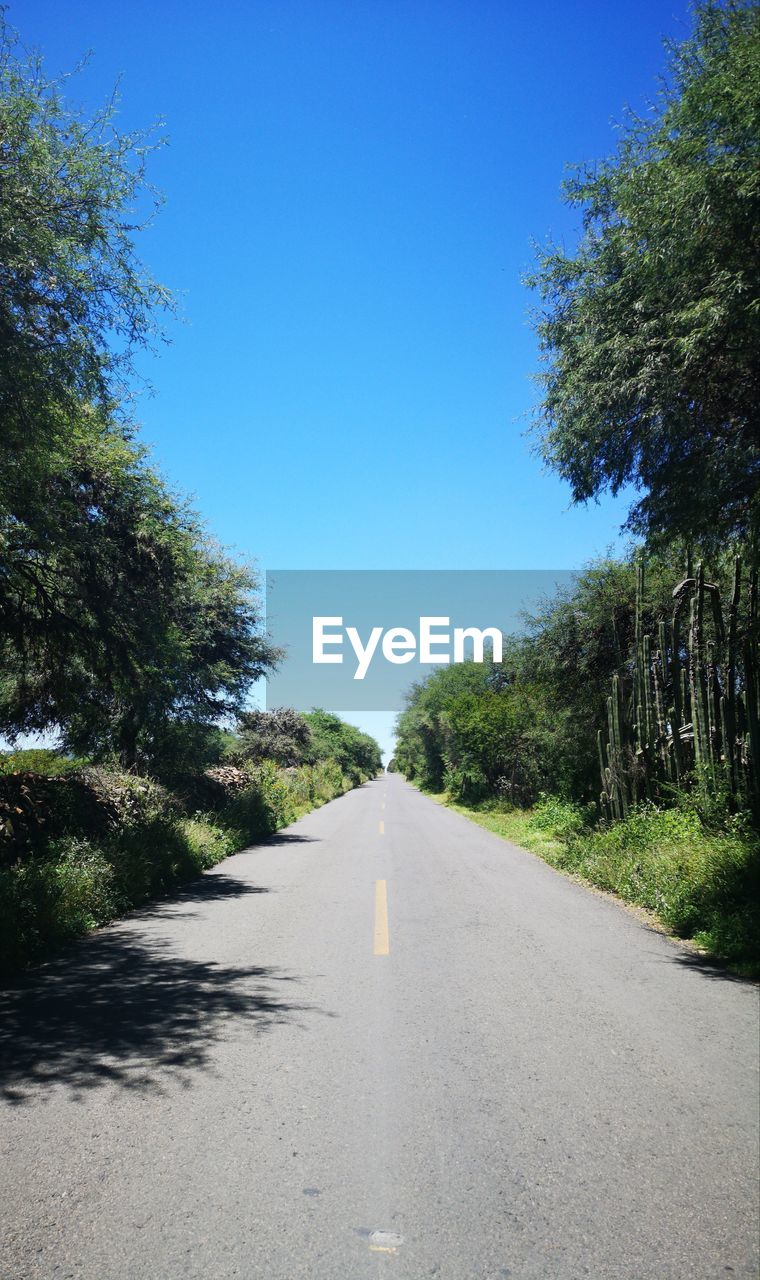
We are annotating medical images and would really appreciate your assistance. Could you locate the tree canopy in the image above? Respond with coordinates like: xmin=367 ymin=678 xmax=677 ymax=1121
xmin=303 ymin=710 xmax=383 ymax=782
xmin=237 ymin=708 xmax=315 ymax=768
xmin=0 ymin=19 xmax=277 ymax=767
xmin=529 ymin=1 xmax=760 ymax=549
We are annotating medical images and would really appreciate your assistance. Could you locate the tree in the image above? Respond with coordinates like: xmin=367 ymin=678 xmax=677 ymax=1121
xmin=237 ymin=709 xmax=314 ymax=767
xmin=528 ymin=1 xmax=760 ymax=549
xmin=0 ymin=14 xmax=170 ymax=448
xmin=394 ymin=663 xmax=493 ymax=790
xmin=304 ymin=710 xmax=382 ymax=781
xmin=0 ymin=20 xmax=278 ymax=766
xmin=516 ymin=553 xmax=684 ymax=797
xmin=394 ymin=658 xmax=558 ymax=803
xmin=0 ymin=419 xmax=279 ymax=766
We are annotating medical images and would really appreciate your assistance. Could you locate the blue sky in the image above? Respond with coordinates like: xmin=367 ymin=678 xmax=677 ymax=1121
xmin=14 ymin=0 xmax=695 ymax=759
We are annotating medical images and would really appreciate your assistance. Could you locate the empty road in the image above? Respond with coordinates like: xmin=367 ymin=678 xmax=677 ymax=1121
xmin=1 ymin=774 xmax=758 ymax=1279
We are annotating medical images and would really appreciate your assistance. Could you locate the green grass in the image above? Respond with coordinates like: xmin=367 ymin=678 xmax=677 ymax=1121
xmin=429 ymin=791 xmax=760 ymax=976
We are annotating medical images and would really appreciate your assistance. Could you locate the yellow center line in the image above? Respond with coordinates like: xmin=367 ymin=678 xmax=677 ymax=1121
xmin=379 ymin=819 xmax=384 ymax=834
xmin=373 ymin=879 xmax=389 ymax=956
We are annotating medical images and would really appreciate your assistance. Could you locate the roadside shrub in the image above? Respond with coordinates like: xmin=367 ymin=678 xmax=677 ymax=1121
xmin=219 ymin=760 xmax=296 ymax=842
xmin=0 ymin=749 xmax=86 ymax=776
xmin=529 ymin=795 xmax=593 ymax=840
xmin=217 ymin=759 xmax=351 ymax=842
xmin=0 ymin=746 xmax=372 ymax=975
xmin=284 ymin=761 xmax=350 ymax=812
xmin=0 ymin=814 xmax=239 ymax=975
xmin=552 ymin=804 xmax=760 ymax=968
xmin=0 ymin=839 xmax=118 ymax=972
xmin=443 ymin=763 xmax=490 ymax=804
xmin=179 ymin=817 xmax=238 ymax=868
xmin=102 ymin=816 xmax=206 ymax=903
xmin=308 ymin=759 xmax=350 ymax=804
xmin=0 ymin=764 xmax=175 ymax=860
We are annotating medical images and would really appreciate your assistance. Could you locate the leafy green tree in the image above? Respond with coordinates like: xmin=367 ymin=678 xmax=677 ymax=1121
xmin=518 ymin=546 xmax=754 ymax=799
xmin=528 ymin=2 xmax=760 ymax=549
xmin=395 ymin=658 xmax=559 ymax=803
xmin=515 ymin=557 xmax=672 ymax=797
xmin=304 ymin=710 xmax=382 ymax=781
xmin=0 ymin=15 xmax=170 ymax=448
xmin=394 ymin=663 xmax=498 ymax=790
xmin=0 ymin=21 xmax=278 ymax=766
xmin=0 ymin=422 xmax=278 ymax=766
xmin=443 ymin=689 xmax=525 ymax=801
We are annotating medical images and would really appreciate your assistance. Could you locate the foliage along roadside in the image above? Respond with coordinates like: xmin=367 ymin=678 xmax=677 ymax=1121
xmin=0 ymin=18 xmax=279 ymax=771
xmin=394 ymin=546 xmax=759 ymax=975
xmin=0 ymin=711 xmax=382 ymax=978
xmin=527 ymin=1 xmax=760 ymax=551
xmin=427 ymin=791 xmax=760 ymax=977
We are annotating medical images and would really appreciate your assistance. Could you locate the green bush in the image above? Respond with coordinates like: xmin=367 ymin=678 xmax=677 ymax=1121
xmin=217 ymin=759 xmax=351 ymax=844
xmin=0 ymin=747 xmax=369 ymax=975
xmin=529 ymin=795 xmax=593 ymax=839
xmin=443 ymin=763 xmax=490 ymax=804
xmin=0 ymin=749 xmax=87 ymax=776
xmin=307 ymin=759 xmax=350 ymax=804
xmin=0 ymin=813 xmax=240 ymax=974
xmin=0 ymin=840 xmax=118 ymax=971
xmin=0 ymin=762 xmax=177 ymax=858
xmin=282 ymin=760 xmax=348 ymax=812
xmin=219 ymin=760 xmax=295 ymax=842
xmin=539 ymin=802 xmax=760 ymax=970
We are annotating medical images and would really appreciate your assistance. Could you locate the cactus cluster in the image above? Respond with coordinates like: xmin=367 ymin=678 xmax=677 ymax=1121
xmin=599 ymin=557 xmax=759 ymax=820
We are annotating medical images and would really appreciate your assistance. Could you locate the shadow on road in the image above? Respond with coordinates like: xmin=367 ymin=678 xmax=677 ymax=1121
xmin=0 ymin=926 xmax=314 ymax=1105
xmin=668 ymin=949 xmax=757 ymax=984
xmin=137 ymin=871 xmax=271 ymax=919
xmin=259 ymin=832 xmax=320 ymax=848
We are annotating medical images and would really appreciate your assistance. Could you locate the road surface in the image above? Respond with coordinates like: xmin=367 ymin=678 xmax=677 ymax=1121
xmin=1 ymin=774 xmax=758 ymax=1279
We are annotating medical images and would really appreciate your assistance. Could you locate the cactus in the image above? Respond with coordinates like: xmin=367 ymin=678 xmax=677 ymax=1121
xmin=597 ymin=556 xmax=759 ymax=820
xmin=653 ymin=622 xmax=669 ymax=774
xmin=725 ymin=557 xmax=740 ymax=791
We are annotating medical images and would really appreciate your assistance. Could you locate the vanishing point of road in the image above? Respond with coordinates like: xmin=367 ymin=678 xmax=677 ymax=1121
xmin=1 ymin=775 xmax=758 ymax=1279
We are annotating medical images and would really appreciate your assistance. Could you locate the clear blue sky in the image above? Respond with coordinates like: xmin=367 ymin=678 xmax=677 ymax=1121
xmin=13 ymin=0 xmax=695 ymax=758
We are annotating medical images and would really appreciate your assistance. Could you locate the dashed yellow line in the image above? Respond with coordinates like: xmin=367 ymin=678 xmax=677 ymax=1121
xmin=373 ymin=880 xmax=389 ymax=956
xmin=379 ymin=819 xmax=384 ymax=835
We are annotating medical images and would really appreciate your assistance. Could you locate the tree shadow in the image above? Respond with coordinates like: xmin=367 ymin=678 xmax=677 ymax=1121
xmin=0 ymin=930 xmax=318 ymax=1105
xmin=138 ymin=872 xmax=271 ymax=919
xmin=668 ymin=949 xmax=758 ymax=984
xmin=172 ymin=872 xmax=270 ymax=901
xmin=258 ymin=832 xmax=319 ymax=847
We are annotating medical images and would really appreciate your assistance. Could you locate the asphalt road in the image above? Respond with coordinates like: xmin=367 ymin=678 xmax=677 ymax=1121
xmin=1 ymin=774 xmax=758 ymax=1280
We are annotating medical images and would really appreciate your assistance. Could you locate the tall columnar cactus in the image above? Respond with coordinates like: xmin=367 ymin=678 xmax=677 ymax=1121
xmin=725 ymin=558 xmax=740 ymax=792
xmin=654 ymin=620 xmax=669 ymax=775
xmin=598 ymin=556 xmax=759 ymax=821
